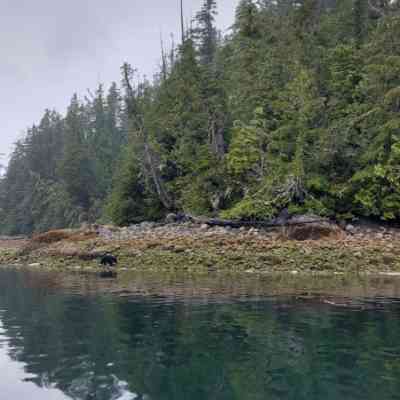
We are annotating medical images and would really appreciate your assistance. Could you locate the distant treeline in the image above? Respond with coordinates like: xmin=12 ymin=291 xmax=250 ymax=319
xmin=1 ymin=0 xmax=400 ymax=235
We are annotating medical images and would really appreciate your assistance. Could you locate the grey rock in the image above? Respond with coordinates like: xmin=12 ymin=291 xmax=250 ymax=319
xmin=165 ymin=213 xmax=178 ymax=223
xmin=139 ymin=222 xmax=156 ymax=230
xmin=345 ymin=224 xmax=356 ymax=234
xmin=290 ymin=214 xmax=324 ymax=224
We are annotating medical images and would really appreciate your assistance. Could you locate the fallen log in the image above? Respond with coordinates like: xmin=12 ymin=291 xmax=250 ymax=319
xmin=188 ymin=215 xmax=342 ymax=240
xmin=188 ymin=214 xmax=330 ymax=229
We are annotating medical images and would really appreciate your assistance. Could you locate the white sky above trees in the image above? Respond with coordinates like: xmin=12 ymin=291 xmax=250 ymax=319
xmin=0 ymin=0 xmax=238 ymax=164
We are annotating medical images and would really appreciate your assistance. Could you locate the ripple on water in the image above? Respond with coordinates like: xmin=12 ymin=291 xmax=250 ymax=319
xmin=0 ymin=268 xmax=399 ymax=399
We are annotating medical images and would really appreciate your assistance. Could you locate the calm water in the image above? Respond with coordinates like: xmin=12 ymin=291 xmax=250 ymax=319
xmin=0 ymin=268 xmax=400 ymax=400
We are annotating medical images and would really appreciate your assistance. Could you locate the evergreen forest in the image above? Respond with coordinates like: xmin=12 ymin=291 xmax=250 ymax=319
xmin=2 ymin=0 xmax=400 ymax=235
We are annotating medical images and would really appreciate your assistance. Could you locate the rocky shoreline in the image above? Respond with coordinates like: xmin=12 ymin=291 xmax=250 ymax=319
xmin=1 ymin=218 xmax=400 ymax=275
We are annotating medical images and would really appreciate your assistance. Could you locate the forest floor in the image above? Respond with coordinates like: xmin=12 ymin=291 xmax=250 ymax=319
xmin=1 ymin=219 xmax=400 ymax=276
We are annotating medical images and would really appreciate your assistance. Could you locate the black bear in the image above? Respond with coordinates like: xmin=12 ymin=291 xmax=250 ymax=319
xmin=100 ymin=253 xmax=118 ymax=267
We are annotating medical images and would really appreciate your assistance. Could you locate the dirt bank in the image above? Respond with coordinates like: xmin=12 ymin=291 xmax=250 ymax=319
xmin=1 ymin=220 xmax=400 ymax=274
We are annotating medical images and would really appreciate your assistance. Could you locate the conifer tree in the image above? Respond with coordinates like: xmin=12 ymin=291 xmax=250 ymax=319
xmin=195 ymin=0 xmax=218 ymax=66
xmin=59 ymin=94 xmax=94 ymax=213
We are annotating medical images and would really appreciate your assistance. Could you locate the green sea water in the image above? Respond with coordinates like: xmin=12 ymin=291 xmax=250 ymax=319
xmin=0 ymin=268 xmax=399 ymax=400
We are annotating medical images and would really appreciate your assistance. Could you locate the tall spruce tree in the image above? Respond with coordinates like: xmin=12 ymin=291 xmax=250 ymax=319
xmin=195 ymin=0 xmax=218 ymax=66
xmin=59 ymin=94 xmax=94 ymax=214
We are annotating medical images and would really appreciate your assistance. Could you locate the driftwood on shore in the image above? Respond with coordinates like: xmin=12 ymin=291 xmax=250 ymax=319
xmin=170 ymin=213 xmax=330 ymax=229
xmin=162 ymin=213 xmax=342 ymax=240
xmin=0 ymin=235 xmax=27 ymax=241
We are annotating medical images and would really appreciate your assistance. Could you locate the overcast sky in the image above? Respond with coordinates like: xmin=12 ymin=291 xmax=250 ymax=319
xmin=0 ymin=0 xmax=238 ymax=164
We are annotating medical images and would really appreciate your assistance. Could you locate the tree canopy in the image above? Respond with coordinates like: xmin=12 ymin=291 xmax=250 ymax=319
xmin=2 ymin=0 xmax=400 ymax=234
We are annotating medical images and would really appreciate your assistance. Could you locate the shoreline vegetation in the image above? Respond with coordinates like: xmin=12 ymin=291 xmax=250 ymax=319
xmin=1 ymin=216 xmax=400 ymax=276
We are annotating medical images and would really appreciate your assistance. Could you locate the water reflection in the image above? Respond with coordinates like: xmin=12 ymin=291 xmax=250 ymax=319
xmin=0 ymin=268 xmax=400 ymax=400
xmin=0 ymin=322 xmax=70 ymax=399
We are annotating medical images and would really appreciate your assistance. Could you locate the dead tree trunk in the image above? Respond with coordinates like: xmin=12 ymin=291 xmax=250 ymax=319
xmin=209 ymin=111 xmax=226 ymax=159
xmin=143 ymin=139 xmax=173 ymax=210
xmin=180 ymin=0 xmax=185 ymax=44
xmin=189 ymin=215 xmax=329 ymax=229
xmin=122 ymin=64 xmax=173 ymax=210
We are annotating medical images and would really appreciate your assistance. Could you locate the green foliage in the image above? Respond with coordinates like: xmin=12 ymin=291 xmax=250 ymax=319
xmin=227 ymin=108 xmax=269 ymax=178
xmin=105 ymin=144 xmax=164 ymax=225
xmin=327 ymin=44 xmax=361 ymax=104
xmin=352 ymin=139 xmax=400 ymax=220
xmin=220 ymin=196 xmax=276 ymax=220
xmin=31 ymin=179 xmax=78 ymax=232
xmin=0 ymin=85 xmax=125 ymax=234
